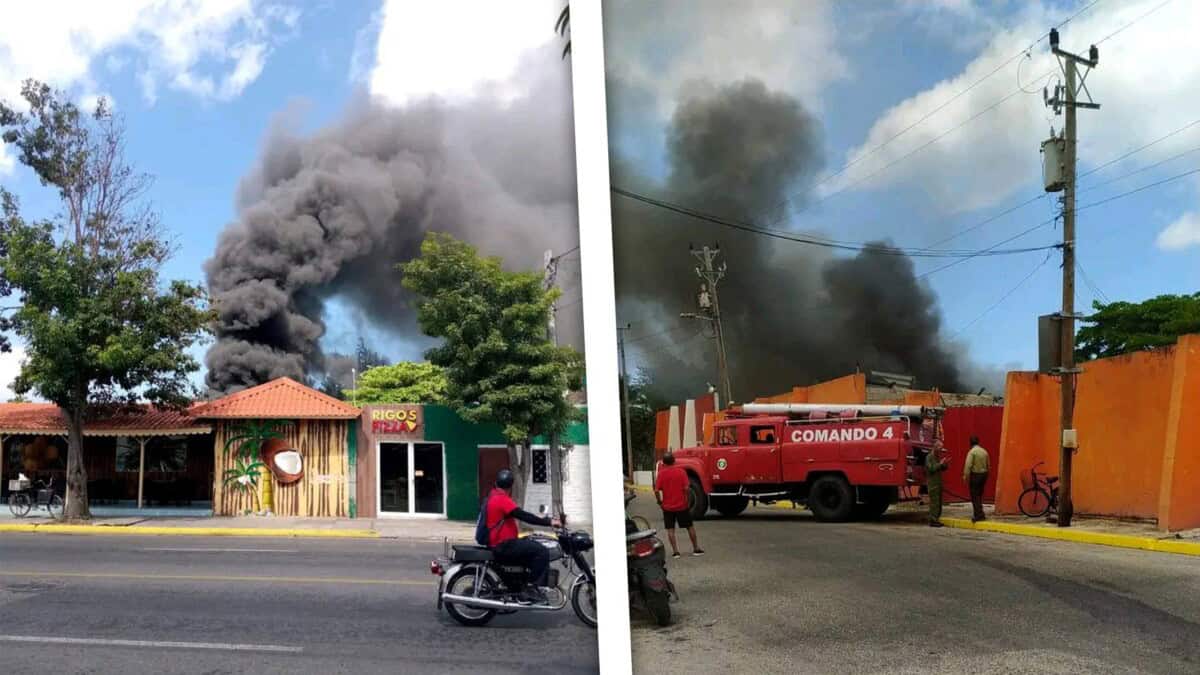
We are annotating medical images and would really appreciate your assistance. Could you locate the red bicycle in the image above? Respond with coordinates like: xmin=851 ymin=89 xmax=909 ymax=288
xmin=1018 ymin=461 xmax=1059 ymax=518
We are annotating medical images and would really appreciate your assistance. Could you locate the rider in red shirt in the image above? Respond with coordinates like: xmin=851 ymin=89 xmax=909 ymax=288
xmin=485 ymin=469 xmax=560 ymax=604
xmin=655 ymin=452 xmax=704 ymax=558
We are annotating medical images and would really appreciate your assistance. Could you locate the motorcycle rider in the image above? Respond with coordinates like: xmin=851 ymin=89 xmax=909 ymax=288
xmin=485 ymin=468 xmax=561 ymax=604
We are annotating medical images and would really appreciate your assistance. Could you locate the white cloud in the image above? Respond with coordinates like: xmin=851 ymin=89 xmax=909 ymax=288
xmin=603 ymin=0 xmax=848 ymax=119
xmin=368 ymin=0 xmax=562 ymax=106
xmin=0 ymin=0 xmax=294 ymax=107
xmin=832 ymin=0 xmax=1200 ymax=217
xmin=1157 ymin=212 xmax=1200 ymax=251
xmin=0 ymin=346 xmax=28 ymax=401
xmin=0 ymin=1 xmax=296 ymax=171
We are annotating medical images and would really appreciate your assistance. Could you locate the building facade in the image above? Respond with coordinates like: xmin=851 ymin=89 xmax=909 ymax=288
xmin=1 ymin=378 xmax=591 ymax=523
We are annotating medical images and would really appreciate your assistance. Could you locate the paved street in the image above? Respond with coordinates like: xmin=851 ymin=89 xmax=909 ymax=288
xmin=0 ymin=533 xmax=598 ymax=674
xmin=628 ymin=498 xmax=1200 ymax=674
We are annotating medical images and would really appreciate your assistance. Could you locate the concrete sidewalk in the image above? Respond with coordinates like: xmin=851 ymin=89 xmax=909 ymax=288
xmin=0 ymin=513 xmax=476 ymax=541
xmin=936 ymin=501 xmax=1200 ymax=555
xmin=627 ymin=483 xmax=1200 ymax=556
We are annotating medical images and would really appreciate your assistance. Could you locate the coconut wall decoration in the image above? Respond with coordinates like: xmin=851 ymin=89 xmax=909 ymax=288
xmin=262 ymin=437 xmax=304 ymax=484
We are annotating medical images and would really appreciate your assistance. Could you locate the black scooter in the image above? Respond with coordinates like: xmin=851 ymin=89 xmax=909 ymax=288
xmin=626 ymin=491 xmax=676 ymax=626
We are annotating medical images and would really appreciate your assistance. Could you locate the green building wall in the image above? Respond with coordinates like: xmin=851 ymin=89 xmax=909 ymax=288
xmin=423 ymin=405 xmax=505 ymax=520
xmin=423 ymin=404 xmax=589 ymax=521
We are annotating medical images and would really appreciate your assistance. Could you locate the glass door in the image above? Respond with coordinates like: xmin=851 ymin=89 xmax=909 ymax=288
xmin=378 ymin=442 xmax=445 ymax=517
xmin=413 ymin=443 xmax=445 ymax=515
xmin=379 ymin=442 xmax=410 ymax=514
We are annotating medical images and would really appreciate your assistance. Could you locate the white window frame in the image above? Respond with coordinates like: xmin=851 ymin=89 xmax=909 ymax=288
xmin=375 ymin=441 xmax=447 ymax=519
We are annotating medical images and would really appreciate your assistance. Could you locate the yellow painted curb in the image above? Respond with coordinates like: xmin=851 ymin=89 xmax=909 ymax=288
xmin=0 ymin=523 xmax=379 ymax=539
xmin=941 ymin=518 xmax=1200 ymax=556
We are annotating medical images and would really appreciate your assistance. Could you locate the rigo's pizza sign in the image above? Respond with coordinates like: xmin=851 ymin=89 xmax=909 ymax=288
xmin=370 ymin=405 xmax=423 ymax=435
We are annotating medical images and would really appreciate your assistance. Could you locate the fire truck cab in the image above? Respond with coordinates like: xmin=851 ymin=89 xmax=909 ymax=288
xmin=662 ymin=403 xmax=942 ymax=522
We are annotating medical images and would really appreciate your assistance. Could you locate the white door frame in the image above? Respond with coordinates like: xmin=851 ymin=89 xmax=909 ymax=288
xmin=375 ymin=440 xmax=447 ymax=519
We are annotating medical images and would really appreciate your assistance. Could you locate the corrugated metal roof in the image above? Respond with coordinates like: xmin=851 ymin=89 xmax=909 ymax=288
xmin=193 ymin=377 xmax=361 ymax=420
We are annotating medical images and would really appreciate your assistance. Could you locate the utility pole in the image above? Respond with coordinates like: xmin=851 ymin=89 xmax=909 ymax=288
xmin=681 ymin=244 xmax=732 ymax=406
xmin=617 ymin=323 xmax=633 ymax=479
xmin=543 ymin=250 xmax=564 ymax=518
xmin=1043 ymin=28 xmax=1100 ymax=528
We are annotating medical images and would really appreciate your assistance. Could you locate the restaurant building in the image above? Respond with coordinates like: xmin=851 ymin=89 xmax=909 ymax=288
xmin=0 ymin=378 xmax=591 ymax=522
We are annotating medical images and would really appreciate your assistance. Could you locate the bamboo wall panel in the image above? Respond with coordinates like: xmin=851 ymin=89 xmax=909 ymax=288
xmin=213 ymin=420 xmax=349 ymax=517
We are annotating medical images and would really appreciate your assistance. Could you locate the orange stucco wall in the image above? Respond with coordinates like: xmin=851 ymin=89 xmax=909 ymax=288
xmin=753 ymin=374 xmax=868 ymax=404
xmin=1158 ymin=335 xmax=1200 ymax=531
xmin=996 ymin=334 xmax=1200 ymax=530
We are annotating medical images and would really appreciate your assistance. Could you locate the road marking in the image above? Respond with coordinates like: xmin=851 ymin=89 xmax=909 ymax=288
xmin=142 ymin=547 xmax=299 ymax=553
xmin=0 ymin=571 xmax=427 ymax=586
xmin=0 ymin=635 xmax=302 ymax=653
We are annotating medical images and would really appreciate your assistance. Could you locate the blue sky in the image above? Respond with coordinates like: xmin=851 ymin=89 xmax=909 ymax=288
xmin=0 ymin=0 xmax=571 ymax=397
xmin=603 ymin=0 xmax=1200 ymax=383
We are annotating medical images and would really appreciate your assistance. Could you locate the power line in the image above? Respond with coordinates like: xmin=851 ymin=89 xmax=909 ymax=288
xmin=767 ymin=84 xmax=1040 ymax=227
xmin=611 ymin=186 xmax=1059 ymax=258
xmin=755 ymin=0 xmax=1107 ymax=225
xmin=1076 ymin=259 xmax=1110 ymax=304
xmin=553 ymin=245 xmax=580 ymax=261
xmin=761 ymin=0 xmax=1171 ymax=235
xmin=1078 ymin=116 xmax=1200 ymax=180
xmin=1080 ymin=143 xmax=1200 ymax=194
xmin=623 ymin=321 xmax=700 ymax=345
xmin=948 ymin=250 xmax=1054 ymax=338
xmin=919 ymin=163 xmax=1200 ymax=278
xmin=927 ymin=120 xmax=1200 ymax=251
xmin=631 ymin=328 xmax=707 ymax=357
xmin=1094 ymin=0 xmax=1176 ymax=45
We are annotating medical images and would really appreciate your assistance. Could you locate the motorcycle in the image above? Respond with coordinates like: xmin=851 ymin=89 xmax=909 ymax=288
xmin=432 ymin=511 xmax=597 ymax=628
xmin=626 ymin=490 xmax=676 ymax=626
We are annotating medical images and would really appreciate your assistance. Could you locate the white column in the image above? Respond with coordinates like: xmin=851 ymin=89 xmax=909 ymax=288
xmin=667 ymin=406 xmax=681 ymax=451
xmin=0 ymin=434 xmax=6 ymax=498
xmin=137 ymin=437 xmax=148 ymax=509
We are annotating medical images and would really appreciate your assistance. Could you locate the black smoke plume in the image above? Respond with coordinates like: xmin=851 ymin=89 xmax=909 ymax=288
xmin=204 ymin=44 xmax=581 ymax=394
xmin=612 ymin=79 xmax=967 ymax=401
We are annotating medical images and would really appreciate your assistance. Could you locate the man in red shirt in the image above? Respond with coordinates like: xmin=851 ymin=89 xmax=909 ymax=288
xmin=655 ymin=452 xmax=704 ymax=558
xmin=485 ymin=469 xmax=560 ymax=604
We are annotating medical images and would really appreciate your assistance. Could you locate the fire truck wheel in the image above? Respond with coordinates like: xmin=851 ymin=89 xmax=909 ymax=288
xmin=853 ymin=487 xmax=895 ymax=520
xmin=711 ymin=496 xmax=749 ymax=517
xmin=686 ymin=476 xmax=709 ymax=521
xmin=808 ymin=475 xmax=854 ymax=522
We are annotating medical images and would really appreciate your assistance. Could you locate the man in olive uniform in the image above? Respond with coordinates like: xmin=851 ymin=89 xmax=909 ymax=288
xmin=964 ymin=435 xmax=990 ymax=522
xmin=925 ymin=439 xmax=950 ymax=527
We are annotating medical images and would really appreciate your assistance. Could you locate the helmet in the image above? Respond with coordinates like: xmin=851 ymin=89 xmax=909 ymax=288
xmin=496 ymin=468 xmax=515 ymax=489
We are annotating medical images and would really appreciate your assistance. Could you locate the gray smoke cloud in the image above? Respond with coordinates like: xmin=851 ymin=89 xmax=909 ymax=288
xmin=612 ymin=78 xmax=971 ymax=401
xmin=205 ymin=43 xmax=581 ymax=394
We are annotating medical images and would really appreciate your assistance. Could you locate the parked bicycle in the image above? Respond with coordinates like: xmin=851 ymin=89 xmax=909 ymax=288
xmin=7 ymin=475 xmax=64 ymax=519
xmin=1018 ymin=461 xmax=1059 ymax=518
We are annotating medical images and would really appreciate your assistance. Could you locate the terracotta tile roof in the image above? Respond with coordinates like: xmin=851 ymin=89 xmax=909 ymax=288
xmin=193 ymin=377 xmax=361 ymax=420
xmin=0 ymin=403 xmax=210 ymax=436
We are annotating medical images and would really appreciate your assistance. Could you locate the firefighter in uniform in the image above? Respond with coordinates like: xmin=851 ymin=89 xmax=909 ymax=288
xmin=925 ymin=439 xmax=949 ymax=527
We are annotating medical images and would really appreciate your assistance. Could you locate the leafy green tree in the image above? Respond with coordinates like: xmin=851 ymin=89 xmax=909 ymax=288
xmin=1075 ymin=293 xmax=1200 ymax=361
xmin=0 ymin=80 xmax=212 ymax=520
xmin=622 ymin=368 xmax=669 ymax=473
xmin=400 ymin=233 xmax=583 ymax=504
xmin=343 ymin=361 xmax=448 ymax=404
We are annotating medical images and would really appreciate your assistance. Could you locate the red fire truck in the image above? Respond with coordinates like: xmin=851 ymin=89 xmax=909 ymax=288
xmin=662 ymin=403 xmax=943 ymax=522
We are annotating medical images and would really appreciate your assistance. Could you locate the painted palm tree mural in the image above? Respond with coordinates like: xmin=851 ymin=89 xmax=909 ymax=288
xmin=223 ymin=456 xmax=268 ymax=514
xmin=223 ymin=420 xmax=291 ymax=514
